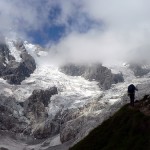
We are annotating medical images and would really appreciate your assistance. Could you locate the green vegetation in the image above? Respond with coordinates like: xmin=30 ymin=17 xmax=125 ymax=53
xmin=70 ymin=105 xmax=150 ymax=150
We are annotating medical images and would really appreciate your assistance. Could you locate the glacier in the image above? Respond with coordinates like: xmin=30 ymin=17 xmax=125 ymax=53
xmin=0 ymin=39 xmax=150 ymax=150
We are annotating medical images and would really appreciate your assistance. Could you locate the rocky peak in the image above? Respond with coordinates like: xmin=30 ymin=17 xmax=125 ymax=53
xmin=0 ymin=37 xmax=36 ymax=84
xmin=60 ymin=63 xmax=124 ymax=90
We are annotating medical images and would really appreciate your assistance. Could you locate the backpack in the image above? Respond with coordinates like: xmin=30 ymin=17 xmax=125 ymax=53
xmin=128 ymin=84 xmax=135 ymax=93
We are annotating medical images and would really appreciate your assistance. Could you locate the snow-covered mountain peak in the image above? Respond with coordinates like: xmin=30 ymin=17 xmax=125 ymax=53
xmin=4 ymin=37 xmax=48 ymax=63
xmin=24 ymin=41 xmax=48 ymax=56
xmin=0 ymin=37 xmax=36 ymax=84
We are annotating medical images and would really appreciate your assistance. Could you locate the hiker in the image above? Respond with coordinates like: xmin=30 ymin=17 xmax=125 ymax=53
xmin=128 ymin=84 xmax=138 ymax=107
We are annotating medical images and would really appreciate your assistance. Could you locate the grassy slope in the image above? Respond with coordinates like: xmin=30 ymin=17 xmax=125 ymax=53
xmin=70 ymin=105 xmax=150 ymax=150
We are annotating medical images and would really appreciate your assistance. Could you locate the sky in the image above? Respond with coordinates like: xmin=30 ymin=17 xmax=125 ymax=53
xmin=1 ymin=0 xmax=150 ymax=64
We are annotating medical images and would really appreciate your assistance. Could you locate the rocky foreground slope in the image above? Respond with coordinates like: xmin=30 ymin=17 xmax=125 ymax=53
xmin=70 ymin=96 xmax=150 ymax=150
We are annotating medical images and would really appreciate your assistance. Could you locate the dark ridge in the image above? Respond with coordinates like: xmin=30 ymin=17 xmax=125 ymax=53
xmin=70 ymin=97 xmax=150 ymax=150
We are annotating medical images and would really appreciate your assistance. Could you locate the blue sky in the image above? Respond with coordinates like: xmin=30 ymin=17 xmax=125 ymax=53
xmin=26 ymin=3 xmax=101 ymax=46
xmin=27 ymin=24 xmax=66 ymax=46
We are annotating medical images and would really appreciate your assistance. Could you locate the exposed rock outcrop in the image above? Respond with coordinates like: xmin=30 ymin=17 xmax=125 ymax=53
xmin=70 ymin=97 xmax=150 ymax=150
xmin=0 ymin=37 xmax=36 ymax=84
xmin=24 ymin=87 xmax=58 ymax=138
xmin=0 ymin=87 xmax=59 ymax=140
xmin=129 ymin=64 xmax=150 ymax=77
xmin=60 ymin=63 xmax=124 ymax=90
xmin=32 ymin=118 xmax=60 ymax=139
xmin=0 ymin=95 xmax=28 ymax=133
xmin=60 ymin=116 xmax=84 ymax=143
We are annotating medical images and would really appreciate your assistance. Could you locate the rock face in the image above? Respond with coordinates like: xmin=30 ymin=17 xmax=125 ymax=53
xmin=130 ymin=64 xmax=150 ymax=77
xmin=60 ymin=116 xmax=84 ymax=143
xmin=0 ymin=86 xmax=59 ymax=140
xmin=0 ymin=37 xmax=36 ymax=84
xmin=24 ymin=87 xmax=58 ymax=138
xmin=25 ymin=87 xmax=58 ymax=108
xmin=60 ymin=63 xmax=124 ymax=90
xmin=0 ymin=147 xmax=9 ymax=150
xmin=69 ymin=101 xmax=150 ymax=150
xmin=0 ymin=95 xmax=28 ymax=133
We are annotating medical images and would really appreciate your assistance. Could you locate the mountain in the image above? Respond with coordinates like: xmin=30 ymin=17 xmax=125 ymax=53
xmin=0 ymin=36 xmax=36 ymax=84
xmin=70 ymin=96 xmax=150 ymax=150
xmin=60 ymin=63 xmax=124 ymax=90
xmin=0 ymin=36 xmax=150 ymax=150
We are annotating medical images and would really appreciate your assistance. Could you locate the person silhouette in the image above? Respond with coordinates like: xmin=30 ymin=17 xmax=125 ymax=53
xmin=128 ymin=84 xmax=138 ymax=107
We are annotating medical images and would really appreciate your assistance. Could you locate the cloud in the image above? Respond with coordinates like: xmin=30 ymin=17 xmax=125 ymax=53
xmin=0 ymin=0 xmax=54 ymax=39
xmin=47 ymin=0 xmax=150 ymax=64
xmin=0 ymin=0 xmax=150 ymax=64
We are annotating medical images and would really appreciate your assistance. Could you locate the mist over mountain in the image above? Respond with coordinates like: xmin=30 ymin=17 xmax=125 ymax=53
xmin=0 ymin=0 xmax=150 ymax=64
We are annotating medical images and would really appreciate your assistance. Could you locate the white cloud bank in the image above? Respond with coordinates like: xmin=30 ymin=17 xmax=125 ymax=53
xmin=0 ymin=0 xmax=150 ymax=64
xmin=47 ymin=0 xmax=150 ymax=64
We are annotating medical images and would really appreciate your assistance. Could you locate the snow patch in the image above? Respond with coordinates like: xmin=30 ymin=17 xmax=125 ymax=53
xmin=38 ymin=51 xmax=48 ymax=56
xmin=5 ymin=57 xmax=9 ymax=64
xmin=50 ymin=134 xmax=62 ymax=147
xmin=24 ymin=42 xmax=48 ymax=65
xmin=5 ymin=38 xmax=22 ymax=62
xmin=24 ymin=42 xmax=37 ymax=57
xmin=0 ymin=78 xmax=7 ymax=84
